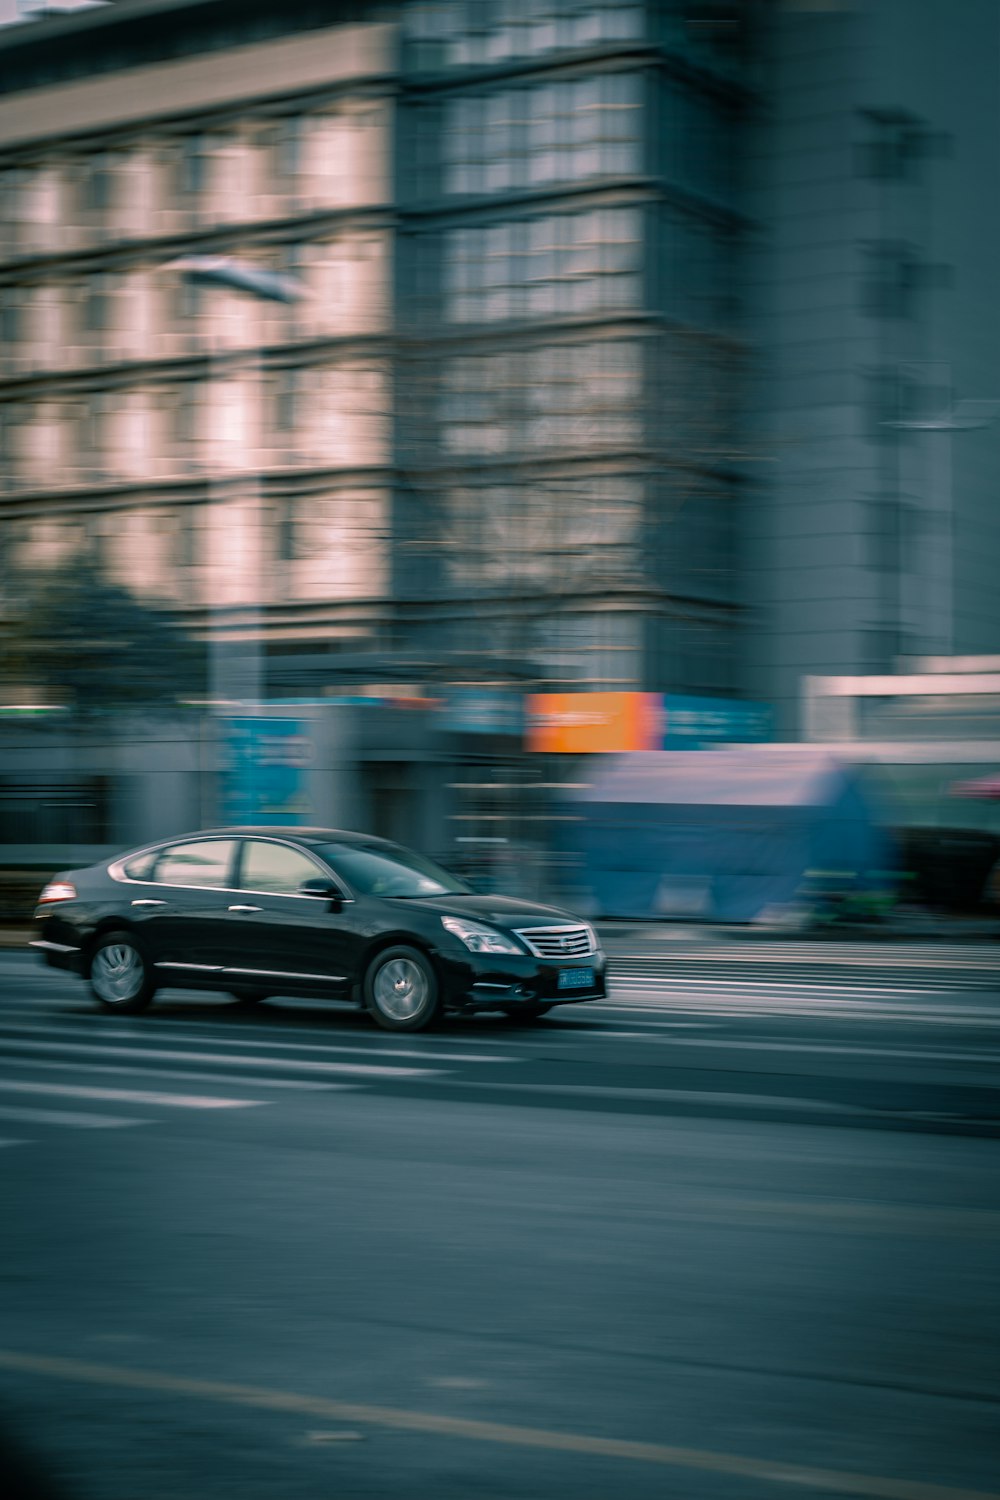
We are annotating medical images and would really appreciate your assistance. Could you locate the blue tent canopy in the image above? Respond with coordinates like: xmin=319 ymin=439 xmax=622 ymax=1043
xmin=562 ymin=750 xmax=892 ymax=922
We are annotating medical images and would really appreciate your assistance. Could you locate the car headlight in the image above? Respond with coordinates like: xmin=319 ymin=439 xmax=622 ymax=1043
xmin=441 ymin=916 xmax=524 ymax=954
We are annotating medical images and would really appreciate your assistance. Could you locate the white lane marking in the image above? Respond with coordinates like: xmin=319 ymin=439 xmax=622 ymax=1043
xmin=0 ymin=1081 xmax=266 ymax=1110
xmin=0 ymin=1105 xmax=145 ymax=1129
xmin=644 ymin=1037 xmax=1000 ymax=1064
xmin=0 ymin=1138 xmax=27 ymax=1148
xmin=431 ymin=1081 xmax=870 ymax=1112
xmin=0 ymin=1020 xmax=515 ymax=1065
xmin=0 ymin=1037 xmax=443 ymax=1079
xmin=592 ymin=999 xmax=1000 ymax=1025
xmin=610 ymin=947 xmax=1000 ymax=968
xmin=552 ymin=1024 xmax=719 ymax=1036
xmin=611 ymin=976 xmax=957 ymax=996
xmin=1 ymin=1057 xmax=356 ymax=1092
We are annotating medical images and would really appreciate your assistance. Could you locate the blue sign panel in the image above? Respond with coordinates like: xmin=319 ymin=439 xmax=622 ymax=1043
xmin=219 ymin=718 xmax=315 ymax=825
xmin=661 ymin=696 xmax=772 ymax=749
xmin=442 ymin=690 xmax=524 ymax=736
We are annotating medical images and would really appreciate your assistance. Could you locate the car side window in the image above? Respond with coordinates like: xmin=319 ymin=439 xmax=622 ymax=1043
xmin=240 ymin=840 xmax=327 ymax=896
xmin=152 ymin=839 xmax=236 ymax=889
xmin=122 ymin=850 xmax=158 ymax=880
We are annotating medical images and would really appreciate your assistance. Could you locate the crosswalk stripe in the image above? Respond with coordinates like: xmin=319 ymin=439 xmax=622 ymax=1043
xmin=610 ymin=974 xmax=976 ymax=996
xmin=429 ymin=1080 xmax=870 ymax=1112
xmin=0 ymin=1037 xmax=444 ymax=1079
xmin=587 ymin=1000 xmax=1000 ymax=1026
xmin=0 ymin=1019 xmax=516 ymax=1065
xmin=0 ymin=1104 xmax=145 ymax=1128
xmin=633 ymin=1037 xmax=1000 ymax=1064
xmin=0 ymin=1081 xmax=265 ymax=1110
xmin=1 ymin=1056 xmax=357 ymax=1091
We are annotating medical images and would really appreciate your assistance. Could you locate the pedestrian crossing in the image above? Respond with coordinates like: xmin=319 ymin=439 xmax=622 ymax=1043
xmin=0 ymin=984 xmax=543 ymax=1151
xmin=2 ymin=945 xmax=1000 ymax=1149
xmin=609 ymin=950 xmax=1000 ymax=992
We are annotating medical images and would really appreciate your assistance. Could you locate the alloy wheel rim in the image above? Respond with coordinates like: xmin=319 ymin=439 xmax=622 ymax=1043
xmin=373 ymin=957 xmax=428 ymax=1021
xmin=92 ymin=943 xmax=143 ymax=1003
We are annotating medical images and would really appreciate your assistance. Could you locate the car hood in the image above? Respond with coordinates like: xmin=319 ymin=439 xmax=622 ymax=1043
xmin=401 ymin=893 xmax=588 ymax=930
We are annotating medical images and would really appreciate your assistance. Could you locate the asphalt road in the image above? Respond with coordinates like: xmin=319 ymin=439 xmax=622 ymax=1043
xmin=2 ymin=944 xmax=999 ymax=1500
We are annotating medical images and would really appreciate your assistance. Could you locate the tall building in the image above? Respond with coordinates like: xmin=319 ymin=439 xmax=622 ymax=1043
xmin=0 ymin=0 xmax=398 ymax=676
xmin=747 ymin=0 xmax=1000 ymax=731
xmin=392 ymin=1 xmax=747 ymax=699
xmin=0 ymin=0 xmax=750 ymax=709
xmin=1 ymin=0 xmax=999 ymax=740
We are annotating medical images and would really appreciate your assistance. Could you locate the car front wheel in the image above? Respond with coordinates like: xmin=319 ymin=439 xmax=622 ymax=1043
xmin=88 ymin=931 xmax=156 ymax=1013
xmin=365 ymin=946 xmax=440 ymax=1032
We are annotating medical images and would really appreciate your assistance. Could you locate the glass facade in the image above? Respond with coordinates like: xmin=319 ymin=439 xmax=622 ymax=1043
xmin=406 ymin=0 xmax=645 ymax=70
xmin=444 ymin=207 xmax=642 ymax=324
xmin=439 ymin=341 xmax=644 ymax=456
xmin=443 ymin=73 xmax=642 ymax=196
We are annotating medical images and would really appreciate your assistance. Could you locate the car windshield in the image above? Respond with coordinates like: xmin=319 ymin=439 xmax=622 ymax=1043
xmin=317 ymin=842 xmax=473 ymax=899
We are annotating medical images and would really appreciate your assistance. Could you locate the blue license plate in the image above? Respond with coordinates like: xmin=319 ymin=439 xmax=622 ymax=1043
xmin=558 ymin=967 xmax=594 ymax=990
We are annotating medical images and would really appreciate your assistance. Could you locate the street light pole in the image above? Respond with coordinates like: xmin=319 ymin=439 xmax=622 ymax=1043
xmin=166 ymin=255 xmax=308 ymax=713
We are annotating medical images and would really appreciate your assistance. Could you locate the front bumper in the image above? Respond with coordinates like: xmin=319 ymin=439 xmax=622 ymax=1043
xmin=437 ymin=948 xmax=607 ymax=1012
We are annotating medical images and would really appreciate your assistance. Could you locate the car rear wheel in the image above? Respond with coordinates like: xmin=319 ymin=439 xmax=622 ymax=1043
xmin=365 ymin=946 xmax=440 ymax=1032
xmin=88 ymin=931 xmax=156 ymax=1013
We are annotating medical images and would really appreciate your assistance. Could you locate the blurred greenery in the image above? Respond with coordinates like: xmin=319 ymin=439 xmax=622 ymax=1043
xmin=0 ymin=560 xmax=206 ymax=718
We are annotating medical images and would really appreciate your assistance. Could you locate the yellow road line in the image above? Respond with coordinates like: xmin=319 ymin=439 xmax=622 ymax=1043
xmin=0 ymin=1349 xmax=996 ymax=1500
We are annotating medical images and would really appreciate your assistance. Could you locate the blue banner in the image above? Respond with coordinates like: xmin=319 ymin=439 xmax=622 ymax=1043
xmin=442 ymin=690 xmax=524 ymax=736
xmin=219 ymin=717 xmax=315 ymax=825
xmin=661 ymin=696 xmax=772 ymax=749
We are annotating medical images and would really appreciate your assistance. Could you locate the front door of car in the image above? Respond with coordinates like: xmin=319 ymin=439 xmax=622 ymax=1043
xmin=218 ymin=839 xmax=361 ymax=995
xmin=123 ymin=837 xmax=240 ymax=977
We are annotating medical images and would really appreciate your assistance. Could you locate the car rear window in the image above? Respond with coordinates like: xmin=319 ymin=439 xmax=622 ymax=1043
xmin=152 ymin=839 xmax=236 ymax=888
xmin=122 ymin=850 xmax=158 ymax=880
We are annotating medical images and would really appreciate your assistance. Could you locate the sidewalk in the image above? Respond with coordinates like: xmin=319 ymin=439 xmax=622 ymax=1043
xmin=596 ymin=913 xmax=1000 ymax=952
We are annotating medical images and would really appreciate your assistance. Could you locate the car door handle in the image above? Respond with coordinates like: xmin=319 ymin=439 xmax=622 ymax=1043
xmin=228 ymin=904 xmax=262 ymax=913
xmin=131 ymin=899 xmax=167 ymax=908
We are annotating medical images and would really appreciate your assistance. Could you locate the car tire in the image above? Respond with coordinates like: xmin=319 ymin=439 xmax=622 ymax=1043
xmin=502 ymin=1002 xmax=554 ymax=1022
xmin=228 ymin=989 xmax=269 ymax=1006
xmin=88 ymin=930 xmax=156 ymax=1013
xmin=365 ymin=945 xmax=440 ymax=1032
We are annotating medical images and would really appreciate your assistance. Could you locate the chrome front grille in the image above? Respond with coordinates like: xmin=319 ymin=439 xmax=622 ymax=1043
xmin=515 ymin=925 xmax=593 ymax=959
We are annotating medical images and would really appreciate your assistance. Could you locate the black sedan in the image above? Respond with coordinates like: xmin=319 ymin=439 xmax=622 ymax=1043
xmin=30 ymin=826 xmax=607 ymax=1031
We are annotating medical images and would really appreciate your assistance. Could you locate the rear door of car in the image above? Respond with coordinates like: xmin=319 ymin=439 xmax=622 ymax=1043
xmin=120 ymin=837 xmax=239 ymax=977
xmin=215 ymin=838 xmax=360 ymax=995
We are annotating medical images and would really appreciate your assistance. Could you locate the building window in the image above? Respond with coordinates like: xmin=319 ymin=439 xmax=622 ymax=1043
xmin=273 ymin=366 xmax=302 ymax=433
xmin=86 ymin=154 xmax=116 ymax=216
xmin=442 ymin=473 xmax=641 ymax=592
xmin=445 ymin=206 xmax=641 ymax=324
xmin=275 ymin=118 xmax=304 ymax=183
xmin=178 ymin=135 xmax=210 ymax=203
xmin=85 ymin=273 xmax=114 ymax=333
xmin=445 ymin=72 xmax=641 ymax=195
xmin=440 ymin=339 xmax=643 ymax=455
xmin=860 ymin=239 xmax=923 ymax=320
xmin=0 ymin=291 xmax=21 ymax=352
xmin=175 ymin=276 xmax=201 ymax=325
xmin=406 ymin=1 xmax=645 ymax=70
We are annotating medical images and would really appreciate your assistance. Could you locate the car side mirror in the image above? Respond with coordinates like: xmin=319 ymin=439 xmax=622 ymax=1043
xmin=299 ymin=877 xmax=343 ymax=909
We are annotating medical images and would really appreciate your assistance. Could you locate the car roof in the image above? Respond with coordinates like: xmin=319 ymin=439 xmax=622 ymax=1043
xmin=196 ymin=826 xmax=395 ymax=848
